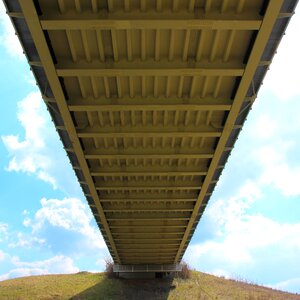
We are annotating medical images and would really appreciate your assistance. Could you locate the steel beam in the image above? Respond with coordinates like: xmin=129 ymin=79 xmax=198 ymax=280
xmin=112 ymin=232 xmax=184 ymax=236
xmin=85 ymin=153 xmax=212 ymax=160
xmin=109 ymin=225 xmax=187 ymax=229
xmin=68 ymin=102 xmax=232 ymax=112
xmin=115 ymin=237 xmax=182 ymax=241
xmin=107 ymin=217 xmax=190 ymax=221
xmin=104 ymin=208 xmax=193 ymax=213
xmin=57 ymin=58 xmax=243 ymax=70
xmin=117 ymin=249 xmax=177 ymax=254
xmin=120 ymin=254 xmax=175 ymax=258
xmin=86 ymin=153 xmax=213 ymax=159
xmin=85 ymin=147 xmax=215 ymax=157
xmin=116 ymin=243 xmax=180 ymax=247
xmin=96 ymin=186 xmax=200 ymax=191
xmin=78 ymin=126 xmax=222 ymax=138
xmin=41 ymin=18 xmax=261 ymax=30
xmin=91 ymin=170 xmax=207 ymax=177
xmin=57 ymin=66 xmax=244 ymax=77
xmin=103 ymin=203 xmax=194 ymax=211
xmin=99 ymin=198 xmax=197 ymax=203
xmin=65 ymin=96 xmax=235 ymax=109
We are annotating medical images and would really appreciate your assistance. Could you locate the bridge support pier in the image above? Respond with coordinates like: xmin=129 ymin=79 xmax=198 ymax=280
xmin=113 ymin=264 xmax=182 ymax=279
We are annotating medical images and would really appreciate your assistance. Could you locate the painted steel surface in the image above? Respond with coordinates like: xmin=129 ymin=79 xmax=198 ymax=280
xmin=3 ymin=0 xmax=297 ymax=265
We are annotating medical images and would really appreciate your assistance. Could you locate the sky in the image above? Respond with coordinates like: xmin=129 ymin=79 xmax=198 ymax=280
xmin=0 ymin=2 xmax=300 ymax=295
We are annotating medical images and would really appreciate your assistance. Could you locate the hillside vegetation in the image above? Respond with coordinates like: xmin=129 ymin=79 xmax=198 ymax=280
xmin=0 ymin=271 xmax=299 ymax=300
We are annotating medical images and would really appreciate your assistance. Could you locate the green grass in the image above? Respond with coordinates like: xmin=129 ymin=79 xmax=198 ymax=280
xmin=0 ymin=271 xmax=299 ymax=300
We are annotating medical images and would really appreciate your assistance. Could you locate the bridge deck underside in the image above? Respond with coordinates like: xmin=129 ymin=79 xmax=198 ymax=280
xmin=5 ymin=0 xmax=297 ymax=265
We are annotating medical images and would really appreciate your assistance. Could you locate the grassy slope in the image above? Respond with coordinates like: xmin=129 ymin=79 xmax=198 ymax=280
xmin=0 ymin=271 xmax=299 ymax=300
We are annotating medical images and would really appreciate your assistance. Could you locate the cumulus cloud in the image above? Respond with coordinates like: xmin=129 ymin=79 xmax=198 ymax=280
xmin=0 ymin=1 xmax=24 ymax=59
xmin=184 ymin=181 xmax=300 ymax=286
xmin=256 ymin=145 xmax=300 ymax=197
xmin=248 ymin=100 xmax=300 ymax=197
xmin=263 ymin=5 xmax=300 ymax=100
xmin=96 ymin=258 xmax=106 ymax=270
xmin=0 ymin=250 xmax=6 ymax=262
xmin=0 ymin=255 xmax=79 ymax=281
xmin=210 ymin=269 xmax=231 ymax=279
xmin=0 ymin=223 xmax=8 ymax=243
xmin=0 ymin=198 xmax=108 ymax=280
xmin=185 ymin=181 xmax=262 ymax=267
xmin=23 ymin=218 xmax=31 ymax=227
xmin=249 ymin=114 xmax=277 ymax=140
xmin=0 ymin=222 xmax=44 ymax=250
xmin=1 ymin=91 xmax=82 ymax=196
xmin=273 ymin=277 xmax=300 ymax=294
xmin=25 ymin=197 xmax=106 ymax=254
xmin=0 ymin=198 xmax=106 ymax=254
xmin=11 ymin=255 xmax=79 ymax=272
xmin=2 ymin=92 xmax=57 ymax=189
xmin=8 ymin=232 xmax=45 ymax=249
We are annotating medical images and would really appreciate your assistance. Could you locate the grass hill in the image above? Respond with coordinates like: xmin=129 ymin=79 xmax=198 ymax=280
xmin=0 ymin=271 xmax=299 ymax=300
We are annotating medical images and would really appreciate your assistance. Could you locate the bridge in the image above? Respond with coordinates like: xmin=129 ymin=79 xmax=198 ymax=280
xmin=3 ymin=0 xmax=297 ymax=272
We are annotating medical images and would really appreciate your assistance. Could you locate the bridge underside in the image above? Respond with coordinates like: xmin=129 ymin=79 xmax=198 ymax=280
xmin=4 ymin=0 xmax=297 ymax=266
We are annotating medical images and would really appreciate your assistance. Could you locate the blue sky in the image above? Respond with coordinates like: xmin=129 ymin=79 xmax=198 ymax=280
xmin=0 ymin=3 xmax=300 ymax=294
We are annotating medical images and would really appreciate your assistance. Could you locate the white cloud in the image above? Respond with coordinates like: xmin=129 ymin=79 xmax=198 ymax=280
xmin=2 ymin=92 xmax=57 ymax=189
xmin=1 ymin=91 xmax=82 ymax=195
xmin=0 ymin=250 xmax=6 ymax=262
xmin=210 ymin=269 xmax=231 ymax=279
xmin=186 ymin=238 xmax=253 ymax=268
xmin=245 ymin=88 xmax=300 ymax=198
xmin=239 ymin=10 xmax=300 ymax=198
xmin=23 ymin=218 xmax=31 ymax=227
xmin=0 ymin=268 xmax=44 ymax=281
xmin=0 ymin=2 xmax=24 ymax=59
xmin=185 ymin=182 xmax=261 ymax=266
xmin=205 ymin=181 xmax=262 ymax=235
xmin=37 ymin=171 xmax=57 ymax=188
xmin=249 ymin=114 xmax=277 ymax=140
xmin=0 ymin=198 xmax=106 ymax=254
xmin=255 ymin=145 xmax=300 ymax=197
xmin=0 ymin=198 xmax=107 ymax=281
xmin=8 ymin=232 xmax=45 ymax=249
xmin=0 ymin=255 xmax=79 ymax=281
xmin=184 ymin=181 xmax=300 ymax=278
xmin=263 ymin=6 xmax=300 ymax=100
xmin=13 ymin=92 xmax=46 ymax=148
xmin=12 ymin=255 xmax=79 ymax=272
xmin=0 ymin=223 xmax=8 ymax=242
xmin=24 ymin=72 xmax=37 ymax=87
xmin=22 ymin=210 xmax=29 ymax=216
xmin=272 ymin=277 xmax=300 ymax=294
xmin=27 ymin=197 xmax=106 ymax=252
xmin=95 ymin=255 xmax=113 ymax=272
